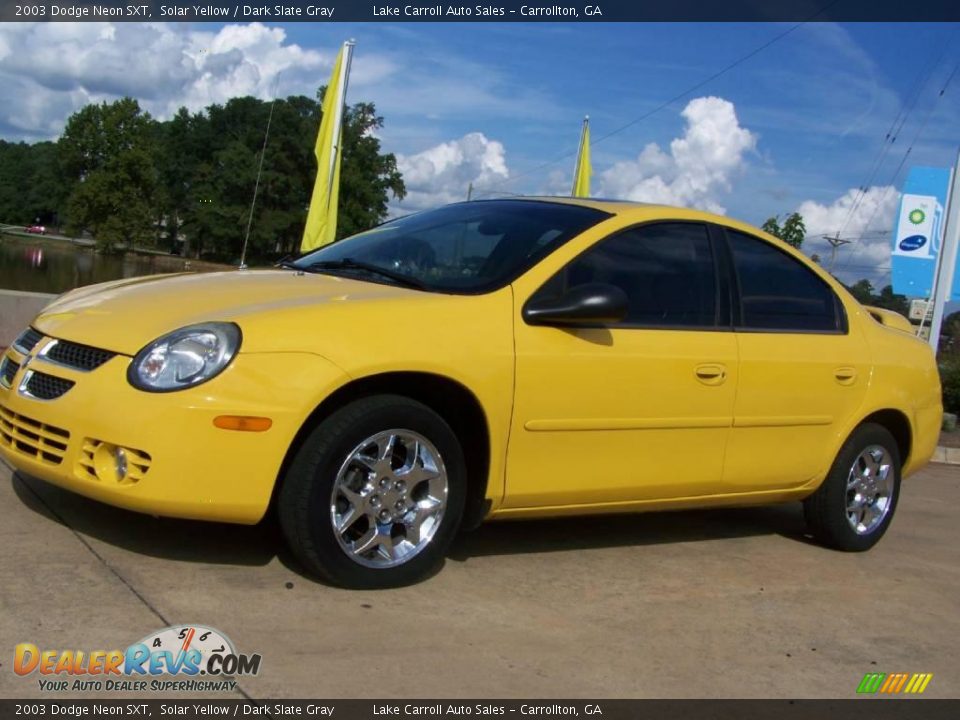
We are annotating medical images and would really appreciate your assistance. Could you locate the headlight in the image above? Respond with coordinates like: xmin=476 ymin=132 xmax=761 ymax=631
xmin=128 ymin=322 xmax=241 ymax=392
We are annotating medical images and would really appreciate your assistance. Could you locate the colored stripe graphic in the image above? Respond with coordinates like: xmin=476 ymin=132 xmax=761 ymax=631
xmin=858 ymin=672 xmax=933 ymax=694
xmin=905 ymin=674 xmax=934 ymax=694
xmin=857 ymin=673 xmax=886 ymax=693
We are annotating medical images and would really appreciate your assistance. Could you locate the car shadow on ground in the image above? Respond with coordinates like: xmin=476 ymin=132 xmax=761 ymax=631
xmin=448 ymin=503 xmax=813 ymax=560
xmin=11 ymin=470 xmax=281 ymax=568
xmin=11 ymin=470 xmax=815 ymax=584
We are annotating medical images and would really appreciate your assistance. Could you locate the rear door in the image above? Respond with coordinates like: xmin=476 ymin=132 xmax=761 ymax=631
xmin=719 ymin=227 xmax=870 ymax=491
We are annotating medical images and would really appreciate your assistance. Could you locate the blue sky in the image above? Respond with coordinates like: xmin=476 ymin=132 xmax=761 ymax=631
xmin=1 ymin=21 xmax=958 ymax=284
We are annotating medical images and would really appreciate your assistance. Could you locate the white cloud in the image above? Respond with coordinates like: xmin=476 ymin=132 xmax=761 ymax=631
xmin=797 ymin=185 xmax=898 ymax=238
xmin=394 ymin=132 xmax=509 ymax=213
xmin=0 ymin=22 xmax=327 ymax=138
xmin=598 ymin=97 xmax=757 ymax=214
xmin=0 ymin=22 xmax=554 ymax=145
xmin=797 ymin=186 xmax=899 ymax=281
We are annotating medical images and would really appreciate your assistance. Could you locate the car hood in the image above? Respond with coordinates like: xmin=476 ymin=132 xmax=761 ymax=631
xmin=33 ymin=270 xmax=422 ymax=355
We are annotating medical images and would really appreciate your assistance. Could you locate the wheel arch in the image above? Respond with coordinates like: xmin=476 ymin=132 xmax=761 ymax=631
xmin=858 ymin=408 xmax=912 ymax=468
xmin=273 ymin=371 xmax=493 ymax=530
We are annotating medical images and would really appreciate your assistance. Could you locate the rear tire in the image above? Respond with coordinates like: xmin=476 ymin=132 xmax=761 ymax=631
xmin=803 ymin=422 xmax=901 ymax=552
xmin=279 ymin=395 xmax=466 ymax=588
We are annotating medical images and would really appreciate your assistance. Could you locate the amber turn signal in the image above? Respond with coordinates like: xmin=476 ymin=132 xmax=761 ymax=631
xmin=213 ymin=415 xmax=273 ymax=432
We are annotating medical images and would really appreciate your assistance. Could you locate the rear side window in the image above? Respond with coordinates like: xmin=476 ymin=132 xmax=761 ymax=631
xmin=726 ymin=230 xmax=843 ymax=333
xmin=540 ymin=222 xmax=717 ymax=328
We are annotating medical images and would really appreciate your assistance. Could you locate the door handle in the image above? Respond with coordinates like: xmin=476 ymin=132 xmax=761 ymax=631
xmin=695 ymin=363 xmax=727 ymax=386
xmin=835 ymin=367 xmax=858 ymax=385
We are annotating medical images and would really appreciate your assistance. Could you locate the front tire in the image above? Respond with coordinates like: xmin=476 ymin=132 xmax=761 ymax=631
xmin=279 ymin=395 xmax=466 ymax=588
xmin=803 ymin=422 xmax=901 ymax=552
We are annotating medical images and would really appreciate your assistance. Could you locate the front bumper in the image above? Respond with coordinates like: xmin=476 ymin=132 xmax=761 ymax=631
xmin=0 ymin=336 xmax=346 ymax=524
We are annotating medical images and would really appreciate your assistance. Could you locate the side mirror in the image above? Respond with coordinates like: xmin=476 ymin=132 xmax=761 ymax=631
xmin=522 ymin=282 xmax=628 ymax=327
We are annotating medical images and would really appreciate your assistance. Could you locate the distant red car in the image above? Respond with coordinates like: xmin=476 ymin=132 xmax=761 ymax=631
xmin=24 ymin=225 xmax=46 ymax=234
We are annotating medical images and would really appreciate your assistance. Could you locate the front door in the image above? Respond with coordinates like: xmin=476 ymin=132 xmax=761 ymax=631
xmin=504 ymin=222 xmax=739 ymax=508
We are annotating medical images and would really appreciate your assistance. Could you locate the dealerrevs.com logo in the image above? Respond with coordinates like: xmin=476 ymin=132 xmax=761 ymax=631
xmin=14 ymin=625 xmax=262 ymax=693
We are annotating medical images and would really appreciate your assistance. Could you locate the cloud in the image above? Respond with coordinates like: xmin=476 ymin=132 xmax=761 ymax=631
xmin=796 ymin=185 xmax=899 ymax=281
xmin=0 ymin=22 xmax=326 ymax=139
xmin=0 ymin=21 xmax=556 ymax=146
xmin=393 ymin=132 xmax=509 ymax=213
xmin=598 ymin=96 xmax=757 ymax=214
xmin=797 ymin=185 xmax=898 ymax=238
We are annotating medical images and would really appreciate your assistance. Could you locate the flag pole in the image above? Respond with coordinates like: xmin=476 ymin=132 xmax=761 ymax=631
xmin=326 ymin=40 xmax=355 ymax=215
xmin=571 ymin=115 xmax=588 ymax=197
xmin=300 ymin=40 xmax=356 ymax=253
xmin=928 ymin=147 xmax=960 ymax=354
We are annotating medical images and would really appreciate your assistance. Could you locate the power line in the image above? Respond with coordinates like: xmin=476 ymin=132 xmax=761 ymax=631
xmin=473 ymin=3 xmax=839 ymax=195
xmin=833 ymin=263 xmax=893 ymax=271
xmin=833 ymin=27 xmax=958 ymax=241
xmin=857 ymin=59 xmax=960 ymax=236
xmin=834 ymin=57 xmax=960 ymax=275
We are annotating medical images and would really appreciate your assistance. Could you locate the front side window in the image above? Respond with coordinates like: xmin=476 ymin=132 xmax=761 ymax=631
xmin=292 ymin=200 xmax=609 ymax=293
xmin=532 ymin=222 xmax=718 ymax=328
xmin=726 ymin=230 xmax=843 ymax=333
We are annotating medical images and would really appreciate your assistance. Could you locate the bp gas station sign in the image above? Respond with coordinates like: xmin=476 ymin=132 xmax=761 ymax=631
xmin=891 ymin=166 xmax=953 ymax=299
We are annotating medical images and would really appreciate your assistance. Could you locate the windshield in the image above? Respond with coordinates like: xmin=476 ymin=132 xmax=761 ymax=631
xmin=293 ymin=200 xmax=610 ymax=293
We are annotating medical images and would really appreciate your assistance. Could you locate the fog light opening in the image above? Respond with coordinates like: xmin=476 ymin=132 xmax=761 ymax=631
xmin=92 ymin=442 xmax=130 ymax=483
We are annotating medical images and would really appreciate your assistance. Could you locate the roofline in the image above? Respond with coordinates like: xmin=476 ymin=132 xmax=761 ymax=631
xmin=463 ymin=195 xmax=726 ymax=218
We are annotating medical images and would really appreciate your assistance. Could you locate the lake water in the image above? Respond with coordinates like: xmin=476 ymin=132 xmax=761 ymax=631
xmin=0 ymin=235 xmax=230 ymax=295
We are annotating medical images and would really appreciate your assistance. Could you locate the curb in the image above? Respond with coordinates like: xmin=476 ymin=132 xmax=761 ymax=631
xmin=932 ymin=446 xmax=960 ymax=465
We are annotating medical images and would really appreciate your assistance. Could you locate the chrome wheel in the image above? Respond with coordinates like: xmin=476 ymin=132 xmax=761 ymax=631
xmin=846 ymin=445 xmax=894 ymax=535
xmin=330 ymin=429 xmax=448 ymax=569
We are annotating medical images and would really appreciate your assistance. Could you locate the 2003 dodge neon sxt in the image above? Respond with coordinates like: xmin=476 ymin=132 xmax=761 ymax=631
xmin=0 ymin=198 xmax=941 ymax=587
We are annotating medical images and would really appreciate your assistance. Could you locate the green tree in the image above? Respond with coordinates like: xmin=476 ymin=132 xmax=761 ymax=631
xmin=843 ymin=279 xmax=909 ymax=317
xmin=154 ymin=107 xmax=212 ymax=253
xmin=65 ymin=148 xmax=156 ymax=252
xmin=338 ymin=101 xmax=405 ymax=239
xmin=59 ymin=98 xmax=158 ymax=252
xmin=847 ymin=279 xmax=875 ymax=305
xmin=0 ymin=140 xmax=70 ymax=226
xmin=0 ymin=141 xmax=36 ymax=224
xmin=173 ymin=92 xmax=405 ymax=262
xmin=762 ymin=212 xmax=807 ymax=249
xmin=874 ymin=284 xmax=910 ymax=316
xmin=4 ymin=90 xmax=404 ymax=262
xmin=943 ymin=311 xmax=960 ymax=340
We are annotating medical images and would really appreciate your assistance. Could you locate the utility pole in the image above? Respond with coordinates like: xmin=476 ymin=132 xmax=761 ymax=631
xmin=823 ymin=232 xmax=852 ymax=270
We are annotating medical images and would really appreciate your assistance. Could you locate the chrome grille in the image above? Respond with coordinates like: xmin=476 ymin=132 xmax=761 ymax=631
xmin=12 ymin=327 xmax=43 ymax=354
xmin=44 ymin=340 xmax=115 ymax=371
xmin=23 ymin=372 xmax=75 ymax=400
xmin=0 ymin=403 xmax=69 ymax=465
xmin=0 ymin=356 xmax=18 ymax=388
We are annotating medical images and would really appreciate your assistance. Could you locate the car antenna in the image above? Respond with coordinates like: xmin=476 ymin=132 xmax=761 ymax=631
xmin=239 ymin=72 xmax=282 ymax=270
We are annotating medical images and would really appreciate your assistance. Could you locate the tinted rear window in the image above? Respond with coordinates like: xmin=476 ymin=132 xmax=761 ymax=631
xmin=728 ymin=230 xmax=842 ymax=332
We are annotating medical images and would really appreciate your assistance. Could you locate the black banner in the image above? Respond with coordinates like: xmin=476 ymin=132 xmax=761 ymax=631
xmin=0 ymin=0 xmax=958 ymax=23
xmin=1 ymin=701 xmax=959 ymax=720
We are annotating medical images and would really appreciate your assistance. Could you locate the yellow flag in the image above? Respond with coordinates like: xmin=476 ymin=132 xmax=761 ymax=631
xmin=301 ymin=43 xmax=352 ymax=252
xmin=571 ymin=116 xmax=591 ymax=198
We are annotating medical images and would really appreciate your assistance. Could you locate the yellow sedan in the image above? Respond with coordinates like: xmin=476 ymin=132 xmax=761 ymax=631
xmin=0 ymin=199 xmax=941 ymax=587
